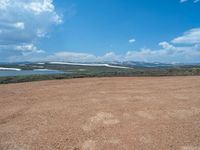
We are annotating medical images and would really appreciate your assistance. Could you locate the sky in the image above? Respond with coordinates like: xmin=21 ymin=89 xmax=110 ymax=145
xmin=0 ymin=0 xmax=200 ymax=63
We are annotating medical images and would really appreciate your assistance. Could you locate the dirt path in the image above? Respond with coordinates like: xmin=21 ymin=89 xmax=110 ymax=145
xmin=0 ymin=77 xmax=200 ymax=150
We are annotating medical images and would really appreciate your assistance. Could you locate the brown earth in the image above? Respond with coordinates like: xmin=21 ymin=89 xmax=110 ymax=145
xmin=0 ymin=77 xmax=200 ymax=150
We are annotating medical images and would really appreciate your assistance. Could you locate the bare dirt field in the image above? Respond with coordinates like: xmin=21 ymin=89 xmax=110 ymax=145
xmin=0 ymin=77 xmax=200 ymax=150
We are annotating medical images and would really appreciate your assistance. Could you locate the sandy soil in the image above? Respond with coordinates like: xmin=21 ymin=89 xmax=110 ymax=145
xmin=0 ymin=77 xmax=200 ymax=150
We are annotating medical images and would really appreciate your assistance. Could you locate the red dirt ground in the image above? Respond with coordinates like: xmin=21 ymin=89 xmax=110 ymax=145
xmin=0 ymin=77 xmax=200 ymax=150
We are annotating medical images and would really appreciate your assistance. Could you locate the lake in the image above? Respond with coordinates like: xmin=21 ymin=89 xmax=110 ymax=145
xmin=0 ymin=70 xmax=65 ymax=77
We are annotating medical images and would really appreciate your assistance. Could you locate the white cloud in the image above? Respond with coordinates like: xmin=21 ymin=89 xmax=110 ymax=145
xmin=5 ymin=42 xmax=200 ymax=63
xmin=16 ymin=44 xmax=44 ymax=53
xmin=126 ymin=39 xmax=200 ymax=63
xmin=44 ymin=41 xmax=200 ymax=63
xmin=180 ymin=0 xmax=188 ymax=3
xmin=46 ymin=52 xmax=97 ymax=62
xmin=8 ymin=26 xmax=200 ymax=63
xmin=172 ymin=28 xmax=200 ymax=44
xmin=0 ymin=0 xmax=9 ymax=9
xmin=1 ymin=2 xmax=199 ymax=64
xmin=129 ymin=38 xmax=136 ymax=43
xmin=180 ymin=0 xmax=200 ymax=3
xmin=44 ymin=28 xmax=200 ymax=63
xmin=45 ymin=51 xmax=123 ymax=63
xmin=125 ymin=45 xmax=200 ymax=63
xmin=0 ymin=0 xmax=62 ymax=56
xmin=23 ymin=0 xmax=62 ymax=24
xmin=97 ymin=52 xmax=122 ymax=62
xmin=159 ymin=42 xmax=174 ymax=49
xmin=24 ymin=0 xmax=54 ymax=14
xmin=13 ymin=22 xmax=25 ymax=30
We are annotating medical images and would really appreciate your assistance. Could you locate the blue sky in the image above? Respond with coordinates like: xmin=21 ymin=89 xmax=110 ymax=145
xmin=0 ymin=0 xmax=200 ymax=63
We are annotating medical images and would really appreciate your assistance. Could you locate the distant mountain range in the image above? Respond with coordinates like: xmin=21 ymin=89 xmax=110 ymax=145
xmin=112 ymin=61 xmax=200 ymax=68
xmin=48 ymin=61 xmax=199 ymax=68
xmin=0 ymin=61 xmax=200 ymax=68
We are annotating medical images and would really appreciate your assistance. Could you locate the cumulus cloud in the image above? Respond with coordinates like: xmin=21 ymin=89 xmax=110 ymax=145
xmin=127 ymin=34 xmax=200 ymax=63
xmin=125 ymin=33 xmax=200 ymax=63
xmin=0 ymin=2 xmax=199 ymax=64
xmin=124 ymin=48 xmax=199 ymax=63
xmin=46 ymin=52 xmax=97 ymax=62
xmin=98 ymin=52 xmax=122 ymax=62
xmin=45 ymin=28 xmax=200 ymax=64
xmin=44 ymin=42 xmax=200 ymax=63
xmin=45 ymin=51 xmax=122 ymax=63
xmin=16 ymin=44 xmax=44 ymax=53
xmin=0 ymin=0 xmax=62 ymax=60
xmin=172 ymin=28 xmax=200 ymax=44
xmin=159 ymin=41 xmax=174 ymax=49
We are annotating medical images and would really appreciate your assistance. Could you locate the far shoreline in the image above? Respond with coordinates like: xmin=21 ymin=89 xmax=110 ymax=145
xmin=0 ymin=74 xmax=200 ymax=85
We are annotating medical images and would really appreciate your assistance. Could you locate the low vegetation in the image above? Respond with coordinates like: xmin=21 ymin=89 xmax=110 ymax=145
xmin=0 ymin=63 xmax=200 ymax=84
